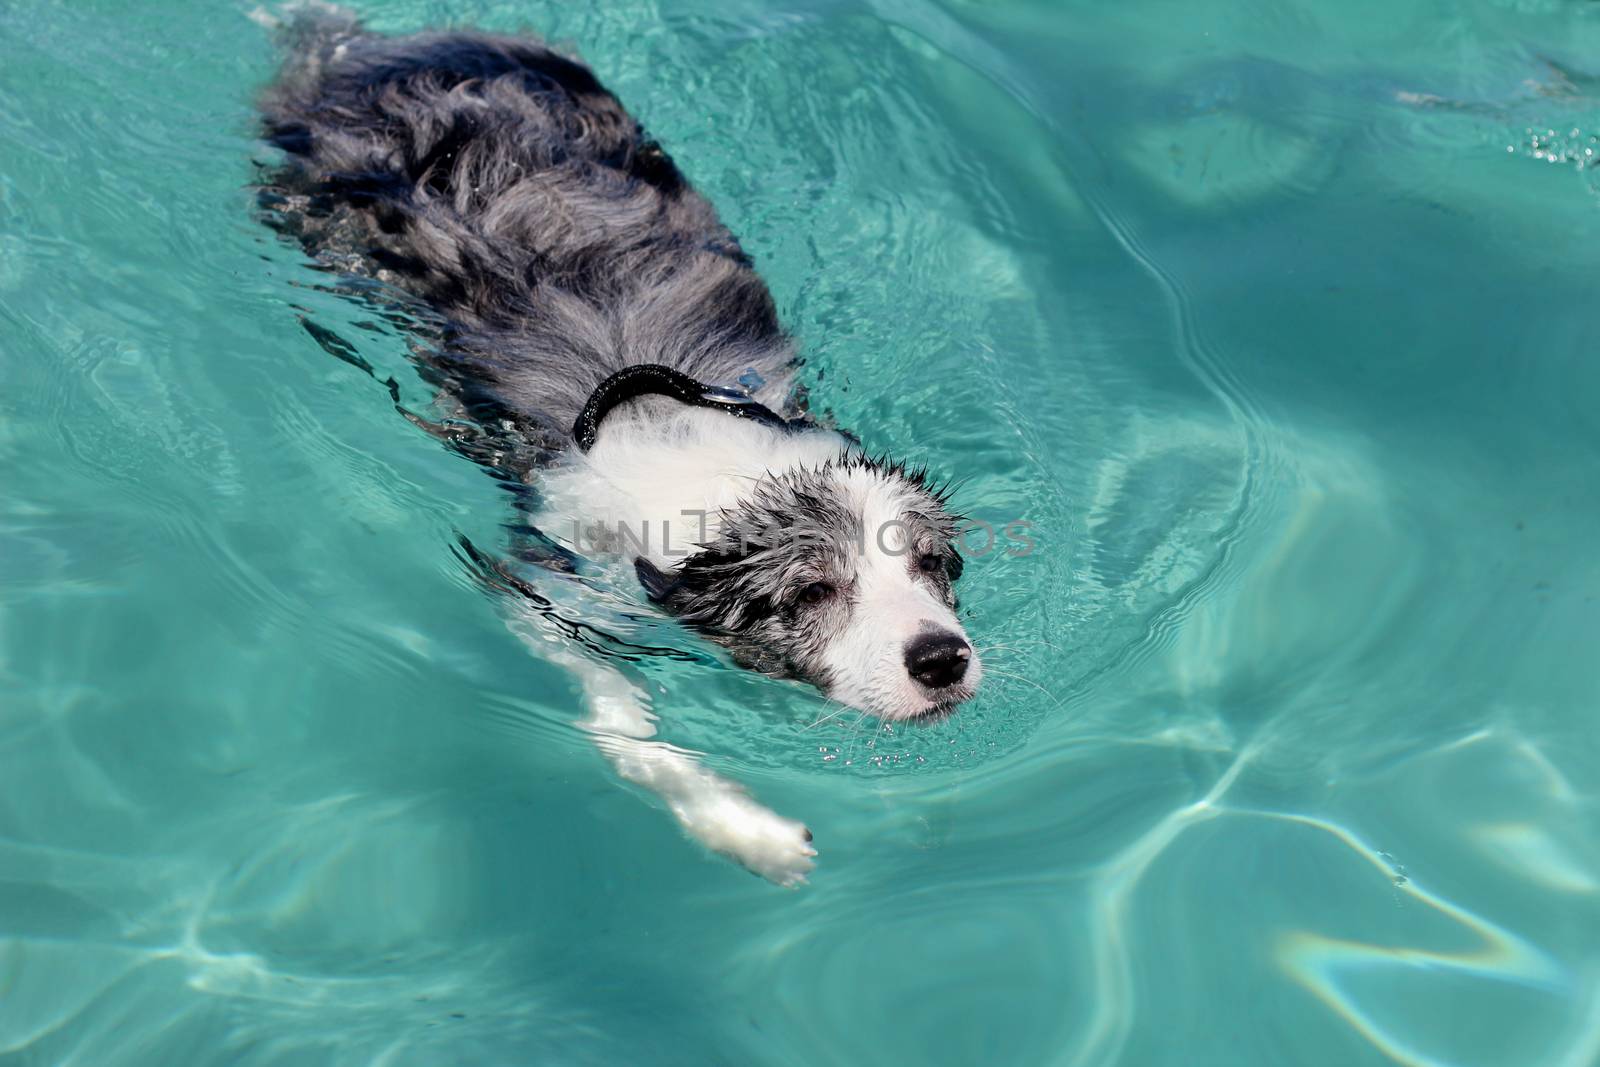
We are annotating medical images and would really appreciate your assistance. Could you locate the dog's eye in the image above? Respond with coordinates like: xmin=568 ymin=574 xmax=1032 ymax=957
xmin=799 ymin=581 xmax=833 ymax=606
xmin=916 ymin=553 xmax=944 ymax=575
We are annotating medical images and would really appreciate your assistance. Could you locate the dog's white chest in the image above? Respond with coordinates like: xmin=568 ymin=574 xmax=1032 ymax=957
xmin=535 ymin=405 xmax=849 ymax=567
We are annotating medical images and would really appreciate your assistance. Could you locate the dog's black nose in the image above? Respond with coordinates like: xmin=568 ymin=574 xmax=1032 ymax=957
xmin=904 ymin=632 xmax=971 ymax=689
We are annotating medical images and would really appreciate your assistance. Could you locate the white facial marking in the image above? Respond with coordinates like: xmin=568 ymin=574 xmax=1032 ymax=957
xmin=816 ymin=467 xmax=982 ymax=720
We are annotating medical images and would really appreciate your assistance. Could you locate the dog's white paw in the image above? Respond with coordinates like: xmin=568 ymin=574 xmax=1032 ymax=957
xmin=675 ymin=792 xmax=817 ymax=887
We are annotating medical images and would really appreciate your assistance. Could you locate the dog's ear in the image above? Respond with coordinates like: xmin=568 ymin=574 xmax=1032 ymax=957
xmin=635 ymin=556 xmax=679 ymax=603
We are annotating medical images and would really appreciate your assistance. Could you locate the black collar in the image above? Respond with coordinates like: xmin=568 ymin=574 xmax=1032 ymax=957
xmin=571 ymin=364 xmax=796 ymax=452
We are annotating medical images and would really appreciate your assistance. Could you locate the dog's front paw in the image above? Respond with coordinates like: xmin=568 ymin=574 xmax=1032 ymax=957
xmin=731 ymin=810 xmax=817 ymax=888
xmin=677 ymin=792 xmax=817 ymax=887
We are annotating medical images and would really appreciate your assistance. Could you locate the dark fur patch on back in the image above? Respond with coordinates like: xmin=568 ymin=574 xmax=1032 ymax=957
xmin=257 ymin=13 xmax=797 ymax=470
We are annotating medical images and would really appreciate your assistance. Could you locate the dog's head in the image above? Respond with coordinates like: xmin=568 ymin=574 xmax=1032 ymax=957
xmin=637 ymin=454 xmax=982 ymax=720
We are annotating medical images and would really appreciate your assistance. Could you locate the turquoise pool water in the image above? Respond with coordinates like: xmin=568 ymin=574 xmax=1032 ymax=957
xmin=4 ymin=0 xmax=1599 ymax=1063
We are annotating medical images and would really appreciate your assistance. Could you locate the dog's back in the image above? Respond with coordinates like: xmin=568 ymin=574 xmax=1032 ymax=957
xmin=259 ymin=11 xmax=795 ymax=455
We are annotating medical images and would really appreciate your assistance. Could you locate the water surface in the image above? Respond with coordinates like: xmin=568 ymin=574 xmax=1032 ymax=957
xmin=2 ymin=0 xmax=1598 ymax=1063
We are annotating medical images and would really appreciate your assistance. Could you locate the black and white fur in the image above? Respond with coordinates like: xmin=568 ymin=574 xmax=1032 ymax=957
xmin=257 ymin=8 xmax=982 ymax=885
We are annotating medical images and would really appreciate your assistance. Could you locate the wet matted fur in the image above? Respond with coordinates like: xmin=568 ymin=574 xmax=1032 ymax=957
xmin=259 ymin=9 xmax=795 ymax=450
xmin=256 ymin=8 xmax=982 ymax=885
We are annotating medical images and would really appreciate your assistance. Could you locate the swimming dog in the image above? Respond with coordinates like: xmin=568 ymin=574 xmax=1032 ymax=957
xmin=257 ymin=8 xmax=981 ymax=885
